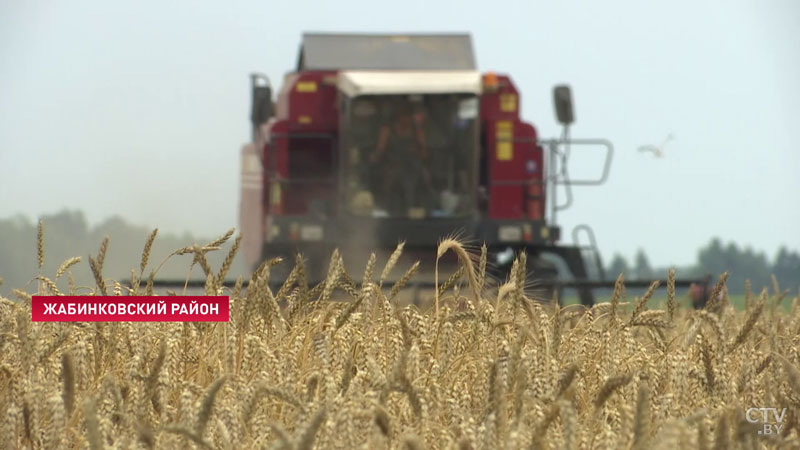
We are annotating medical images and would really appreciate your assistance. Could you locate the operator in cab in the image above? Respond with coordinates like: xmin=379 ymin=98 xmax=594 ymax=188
xmin=369 ymin=102 xmax=433 ymax=216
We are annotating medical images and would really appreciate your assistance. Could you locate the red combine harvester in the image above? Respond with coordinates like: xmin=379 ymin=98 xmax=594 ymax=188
xmin=238 ymin=33 xmax=697 ymax=305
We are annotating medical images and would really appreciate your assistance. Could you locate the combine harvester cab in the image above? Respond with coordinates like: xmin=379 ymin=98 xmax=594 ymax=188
xmin=238 ymin=33 xmax=701 ymax=305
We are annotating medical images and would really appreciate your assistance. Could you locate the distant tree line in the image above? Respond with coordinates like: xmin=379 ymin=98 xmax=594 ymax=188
xmin=0 ymin=210 xmax=246 ymax=296
xmin=606 ymin=238 xmax=800 ymax=294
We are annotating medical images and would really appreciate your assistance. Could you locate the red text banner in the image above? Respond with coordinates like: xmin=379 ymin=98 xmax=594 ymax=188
xmin=31 ymin=296 xmax=230 ymax=322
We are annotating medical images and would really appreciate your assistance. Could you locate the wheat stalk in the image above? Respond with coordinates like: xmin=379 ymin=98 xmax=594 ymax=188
xmin=667 ymin=268 xmax=676 ymax=322
xmin=388 ymin=261 xmax=420 ymax=302
xmin=215 ymin=234 xmax=241 ymax=288
xmin=61 ymin=353 xmax=75 ymax=417
xmin=595 ymin=374 xmax=632 ymax=409
xmin=195 ymin=376 xmax=228 ymax=437
xmin=379 ymin=242 xmax=405 ymax=287
xmin=436 ymin=238 xmax=480 ymax=320
xmin=56 ymin=257 xmax=82 ymax=279
xmin=36 ymin=219 xmax=44 ymax=270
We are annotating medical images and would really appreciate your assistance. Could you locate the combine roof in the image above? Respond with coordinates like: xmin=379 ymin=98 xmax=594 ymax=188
xmin=297 ymin=33 xmax=476 ymax=71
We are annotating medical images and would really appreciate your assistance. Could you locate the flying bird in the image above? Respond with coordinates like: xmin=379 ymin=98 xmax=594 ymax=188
xmin=638 ymin=133 xmax=674 ymax=158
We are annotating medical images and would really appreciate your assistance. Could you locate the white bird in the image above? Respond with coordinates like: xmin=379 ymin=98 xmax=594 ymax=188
xmin=638 ymin=133 xmax=674 ymax=158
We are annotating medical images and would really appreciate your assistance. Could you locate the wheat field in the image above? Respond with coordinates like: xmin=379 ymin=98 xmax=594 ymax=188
xmin=1 ymin=224 xmax=800 ymax=449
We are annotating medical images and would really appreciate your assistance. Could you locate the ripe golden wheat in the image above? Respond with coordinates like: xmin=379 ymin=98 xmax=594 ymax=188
xmin=2 ymin=227 xmax=800 ymax=449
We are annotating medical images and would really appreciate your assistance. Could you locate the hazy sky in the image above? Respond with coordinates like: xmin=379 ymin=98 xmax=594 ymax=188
xmin=2 ymin=0 xmax=798 ymax=266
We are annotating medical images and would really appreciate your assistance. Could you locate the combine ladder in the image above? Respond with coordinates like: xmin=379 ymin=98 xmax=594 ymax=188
xmin=572 ymin=224 xmax=606 ymax=282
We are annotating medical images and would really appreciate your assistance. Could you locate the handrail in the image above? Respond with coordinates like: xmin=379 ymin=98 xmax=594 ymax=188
xmin=539 ymin=138 xmax=614 ymax=186
xmin=538 ymin=137 xmax=615 ymax=225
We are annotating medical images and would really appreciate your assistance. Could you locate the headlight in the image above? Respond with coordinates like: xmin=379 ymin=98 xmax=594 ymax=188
xmin=498 ymin=226 xmax=522 ymax=242
xmin=300 ymin=225 xmax=323 ymax=241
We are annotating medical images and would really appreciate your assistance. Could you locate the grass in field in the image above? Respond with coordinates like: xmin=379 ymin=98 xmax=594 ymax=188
xmin=2 ymin=225 xmax=800 ymax=449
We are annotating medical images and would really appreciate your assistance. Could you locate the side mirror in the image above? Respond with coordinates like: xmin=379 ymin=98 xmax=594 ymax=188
xmin=250 ymin=74 xmax=272 ymax=128
xmin=251 ymin=87 xmax=272 ymax=127
xmin=553 ymin=85 xmax=574 ymax=125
